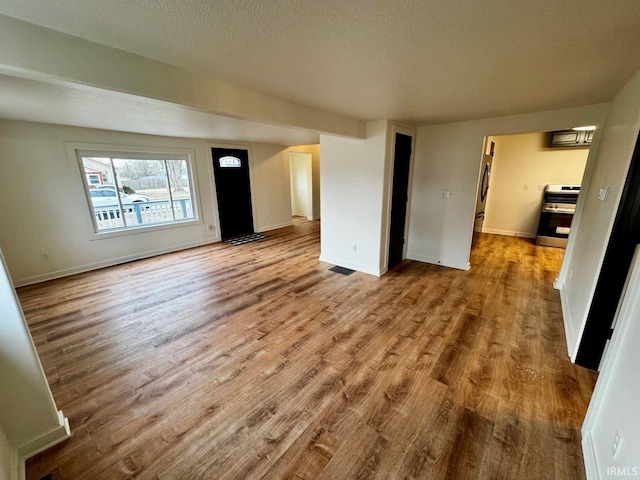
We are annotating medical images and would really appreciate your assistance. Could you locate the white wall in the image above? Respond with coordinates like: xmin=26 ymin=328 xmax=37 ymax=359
xmin=483 ymin=132 xmax=589 ymax=238
xmin=558 ymin=70 xmax=640 ymax=359
xmin=320 ymin=120 xmax=390 ymax=275
xmin=289 ymin=152 xmax=312 ymax=218
xmin=408 ymin=103 xmax=608 ymax=271
xmin=582 ymin=248 xmax=640 ymax=479
xmin=0 ymin=120 xmax=293 ymax=285
xmin=0 ymin=424 xmax=17 ymax=480
xmin=0 ymin=248 xmax=69 ymax=464
xmin=0 ymin=15 xmax=365 ymax=139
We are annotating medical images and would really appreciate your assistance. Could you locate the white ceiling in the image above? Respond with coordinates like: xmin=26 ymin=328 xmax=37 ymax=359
xmin=0 ymin=74 xmax=320 ymax=145
xmin=0 ymin=0 xmax=639 ymax=135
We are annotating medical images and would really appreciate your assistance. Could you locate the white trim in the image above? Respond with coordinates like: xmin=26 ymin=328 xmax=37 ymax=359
xmin=13 ymin=238 xmax=220 ymax=287
xmin=406 ymin=252 xmax=471 ymax=271
xmin=17 ymin=411 xmax=70 ymax=460
xmin=87 ymin=218 xmax=202 ymax=240
xmin=65 ymin=142 xmax=203 ymax=237
xmin=382 ymin=125 xmax=417 ymax=272
xmin=207 ymin=143 xmax=258 ymax=235
xmin=5 ymin=444 xmax=18 ymax=480
xmin=557 ymin=282 xmax=577 ymax=360
xmin=580 ymin=246 xmax=640 ymax=480
xmin=582 ymin=432 xmax=601 ymax=480
xmin=16 ymin=411 xmax=71 ymax=480
xmin=480 ymin=228 xmax=536 ymax=239
xmin=256 ymin=221 xmax=293 ymax=233
xmin=556 ymin=127 xmax=603 ymax=285
xmin=319 ymin=254 xmax=383 ymax=277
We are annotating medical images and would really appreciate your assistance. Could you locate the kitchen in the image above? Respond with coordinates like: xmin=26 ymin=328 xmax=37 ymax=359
xmin=472 ymin=127 xmax=593 ymax=258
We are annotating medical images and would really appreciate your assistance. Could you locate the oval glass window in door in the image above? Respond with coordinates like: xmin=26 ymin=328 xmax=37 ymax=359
xmin=219 ymin=156 xmax=242 ymax=168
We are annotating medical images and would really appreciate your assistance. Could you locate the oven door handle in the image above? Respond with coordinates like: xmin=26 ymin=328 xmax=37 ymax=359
xmin=480 ymin=163 xmax=490 ymax=201
xmin=542 ymin=207 xmax=576 ymax=214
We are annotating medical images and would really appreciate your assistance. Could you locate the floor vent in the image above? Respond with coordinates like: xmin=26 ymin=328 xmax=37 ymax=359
xmin=329 ymin=266 xmax=356 ymax=275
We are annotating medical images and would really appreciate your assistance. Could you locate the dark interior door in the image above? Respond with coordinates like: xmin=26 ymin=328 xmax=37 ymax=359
xmin=388 ymin=133 xmax=413 ymax=269
xmin=212 ymin=148 xmax=254 ymax=239
xmin=576 ymin=130 xmax=640 ymax=369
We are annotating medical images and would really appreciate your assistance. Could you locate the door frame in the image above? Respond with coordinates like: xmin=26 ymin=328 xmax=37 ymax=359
xmin=382 ymin=125 xmax=417 ymax=274
xmin=207 ymin=143 xmax=258 ymax=238
xmin=288 ymin=152 xmax=314 ymax=220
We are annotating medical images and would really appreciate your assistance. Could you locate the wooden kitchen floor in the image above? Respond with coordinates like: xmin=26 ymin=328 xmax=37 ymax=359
xmin=20 ymin=221 xmax=597 ymax=480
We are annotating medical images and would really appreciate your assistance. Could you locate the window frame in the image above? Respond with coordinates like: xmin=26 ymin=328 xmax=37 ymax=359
xmin=72 ymin=144 xmax=201 ymax=238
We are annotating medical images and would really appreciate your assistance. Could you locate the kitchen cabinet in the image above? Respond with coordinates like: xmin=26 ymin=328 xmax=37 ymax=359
xmin=548 ymin=130 xmax=593 ymax=148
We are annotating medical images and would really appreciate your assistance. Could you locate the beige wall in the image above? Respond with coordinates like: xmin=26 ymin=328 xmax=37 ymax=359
xmin=0 ymin=120 xmax=293 ymax=285
xmin=289 ymin=152 xmax=312 ymax=218
xmin=288 ymin=144 xmax=321 ymax=220
xmin=483 ymin=132 xmax=589 ymax=238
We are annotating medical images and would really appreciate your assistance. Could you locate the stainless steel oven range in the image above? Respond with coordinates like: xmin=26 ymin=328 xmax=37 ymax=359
xmin=536 ymin=184 xmax=580 ymax=248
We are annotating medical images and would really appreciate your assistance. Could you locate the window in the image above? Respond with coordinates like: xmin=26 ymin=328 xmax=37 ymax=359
xmin=78 ymin=150 xmax=198 ymax=233
xmin=219 ymin=156 xmax=242 ymax=168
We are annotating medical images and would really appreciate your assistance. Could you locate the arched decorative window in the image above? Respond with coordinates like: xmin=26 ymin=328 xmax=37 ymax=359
xmin=219 ymin=156 xmax=242 ymax=168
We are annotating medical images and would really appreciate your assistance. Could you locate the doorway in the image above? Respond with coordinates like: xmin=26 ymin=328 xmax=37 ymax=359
xmin=289 ymin=152 xmax=313 ymax=221
xmin=388 ymin=132 xmax=413 ymax=269
xmin=471 ymin=131 xmax=590 ymax=262
xmin=211 ymin=147 xmax=254 ymax=239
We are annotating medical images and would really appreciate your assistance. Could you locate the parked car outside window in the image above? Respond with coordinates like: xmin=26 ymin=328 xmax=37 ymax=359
xmin=89 ymin=188 xmax=150 ymax=207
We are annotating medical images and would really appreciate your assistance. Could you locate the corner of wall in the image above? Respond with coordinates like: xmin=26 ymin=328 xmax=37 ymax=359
xmin=557 ymin=283 xmax=577 ymax=361
xmin=16 ymin=410 xmax=71 ymax=463
xmin=0 ymin=425 xmax=19 ymax=480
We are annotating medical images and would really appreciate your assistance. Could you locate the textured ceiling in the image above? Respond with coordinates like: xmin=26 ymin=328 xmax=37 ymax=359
xmin=0 ymin=75 xmax=319 ymax=145
xmin=0 ymin=0 xmax=639 ymax=125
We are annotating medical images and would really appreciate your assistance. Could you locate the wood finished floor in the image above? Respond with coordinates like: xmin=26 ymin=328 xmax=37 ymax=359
xmin=20 ymin=220 xmax=598 ymax=480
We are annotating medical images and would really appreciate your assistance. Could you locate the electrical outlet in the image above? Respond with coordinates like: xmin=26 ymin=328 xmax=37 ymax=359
xmin=612 ymin=429 xmax=623 ymax=458
xmin=207 ymin=224 xmax=215 ymax=231
xmin=524 ymin=184 xmax=529 ymax=191
xmin=352 ymin=243 xmax=357 ymax=252
xmin=41 ymin=252 xmax=50 ymax=260
xmin=443 ymin=189 xmax=452 ymax=199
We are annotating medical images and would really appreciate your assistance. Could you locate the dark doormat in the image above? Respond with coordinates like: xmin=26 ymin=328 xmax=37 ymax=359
xmin=225 ymin=233 xmax=267 ymax=245
xmin=329 ymin=265 xmax=356 ymax=275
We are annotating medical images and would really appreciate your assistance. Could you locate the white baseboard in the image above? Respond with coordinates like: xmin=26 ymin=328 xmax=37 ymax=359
xmin=406 ymin=252 xmax=470 ymax=271
xmin=13 ymin=239 xmax=221 ymax=287
xmin=256 ymin=221 xmax=293 ymax=233
xmin=481 ymin=228 xmax=536 ymax=239
xmin=319 ymin=254 xmax=383 ymax=276
xmin=582 ymin=432 xmax=601 ymax=480
xmin=17 ymin=411 xmax=71 ymax=479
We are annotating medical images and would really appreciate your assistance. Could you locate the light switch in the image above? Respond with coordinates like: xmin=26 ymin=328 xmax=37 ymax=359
xmin=598 ymin=187 xmax=610 ymax=202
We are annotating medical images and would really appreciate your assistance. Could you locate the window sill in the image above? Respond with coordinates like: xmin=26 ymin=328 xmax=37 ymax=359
xmin=89 ymin=218 xmax=203 ymax=240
